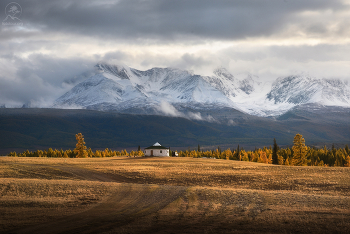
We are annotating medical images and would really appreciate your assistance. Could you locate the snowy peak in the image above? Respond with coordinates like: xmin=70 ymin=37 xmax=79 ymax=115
xmin=267 ymin=75 xmax=350 ymax=106
xmin=54 ymin=63 xmax=350 ymax=118
xmin=319 ymin=79 xmax=350 ymax=106
xmin=95 ymin=62 xmax=131 ymax=80
xmin=238 ymin=74 xmax=261 ymax=95
xmin=210 ymin=70 xmax=262 ymax=97
xmin=54 ymin=63 xmax=240 ymax=112
xmin=213 ymin=67 xmax=234 ymax=81
xmin=267 ymin=75 xmax=320 ymax=104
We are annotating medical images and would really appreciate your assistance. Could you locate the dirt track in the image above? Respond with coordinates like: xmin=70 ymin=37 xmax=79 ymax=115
xmin=1 ymin=157 xmax=350 ymax=234
xmin=14 ymin=184 xmax=187 ymax=234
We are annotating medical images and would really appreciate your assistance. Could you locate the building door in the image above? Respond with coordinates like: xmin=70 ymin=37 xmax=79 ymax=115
xmin=151 ymin=150 xmax=153 ymax=156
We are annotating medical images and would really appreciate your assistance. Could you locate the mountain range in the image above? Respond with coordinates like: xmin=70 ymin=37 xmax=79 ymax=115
xmin=2 ymin=63 xmax=350 ymax=152
xmin=53 ymin=63 xmax=350 ymax=119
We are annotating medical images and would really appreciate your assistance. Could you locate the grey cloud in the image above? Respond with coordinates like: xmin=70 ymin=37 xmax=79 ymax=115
xmin=1 ymin=0 xmax=350 ymax=107
xmin=0 ymin=32 xmax=68 ymax=58
xmin=175 ymin=53 xmax=211 ymax=71
xmin=15 ymin=54 xmax=95 ymax=85
xmin=181 ymin=53 xmax=210 ymax=66
xmin=0 ymin=54 xmax=95 ymax=106
xmin=136 ymin=52 xmax=213 ymax=72
xmin=268 ymin=44 xmax=350 ymax=62
xmin=0 ymin=74 xmax=57 ymax=107
xmin=102 ymin=51 xmax=128 ymax=61
xmin=2 ymin=0 xmax=347 ymax=42
xmin=220 ymin=44 xmax=350 ymax=63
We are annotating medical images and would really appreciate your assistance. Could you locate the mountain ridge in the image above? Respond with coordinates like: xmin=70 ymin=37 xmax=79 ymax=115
xmin=1 ymin=107 xmax=349 ymax=154
xmin=52 ymin=62 xmax=350 ymax=118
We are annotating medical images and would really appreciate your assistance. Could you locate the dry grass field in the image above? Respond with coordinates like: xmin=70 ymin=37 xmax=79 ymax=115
xmin=1 ymin=156 xmax=350 ymax=233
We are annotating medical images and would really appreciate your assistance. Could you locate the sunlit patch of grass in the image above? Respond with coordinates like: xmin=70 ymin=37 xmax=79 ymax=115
xmin=1 ymin=157 xmax=350 ymax=233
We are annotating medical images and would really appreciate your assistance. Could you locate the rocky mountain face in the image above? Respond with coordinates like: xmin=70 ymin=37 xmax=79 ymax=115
xmin=53 ymin=63 xmax=350 ymax=118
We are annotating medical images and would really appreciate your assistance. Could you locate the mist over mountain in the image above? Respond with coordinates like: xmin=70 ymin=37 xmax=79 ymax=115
xmin=52 ymin=63 xmax=350 ymax=119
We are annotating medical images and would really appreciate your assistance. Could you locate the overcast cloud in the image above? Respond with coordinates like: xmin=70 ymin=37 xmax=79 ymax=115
xmin=0 ymin=0 xmax=350 ymax=106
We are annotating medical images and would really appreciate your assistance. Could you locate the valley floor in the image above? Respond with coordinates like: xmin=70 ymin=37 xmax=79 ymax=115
xmin=1 ymin=157 xmax=350 ymax=233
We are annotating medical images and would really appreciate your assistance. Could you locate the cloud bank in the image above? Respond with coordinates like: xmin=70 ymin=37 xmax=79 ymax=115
xmin=1 ymin=0 xmax=350 ymax=106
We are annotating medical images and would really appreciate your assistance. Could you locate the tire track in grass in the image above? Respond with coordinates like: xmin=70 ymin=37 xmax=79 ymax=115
xmin=13 ymin=183 xmax=187 ymax=234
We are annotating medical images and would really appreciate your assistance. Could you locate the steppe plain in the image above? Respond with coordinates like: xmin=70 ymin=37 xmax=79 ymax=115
xmin=1 ymin=156 xmax=350 ymax=233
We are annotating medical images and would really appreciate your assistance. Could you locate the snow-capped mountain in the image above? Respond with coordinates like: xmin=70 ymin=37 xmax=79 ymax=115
xmin=267 ymin=75 xmax=350 ymax=106
xmin=54 ymin=63 xmax=258 ymax=113
xmin=53 ymin=63 xmax=350 ymax=118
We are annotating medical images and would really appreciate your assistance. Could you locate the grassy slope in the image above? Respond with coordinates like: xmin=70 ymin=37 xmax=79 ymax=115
xmin=1 ymin=157 xmax=350 ymax=233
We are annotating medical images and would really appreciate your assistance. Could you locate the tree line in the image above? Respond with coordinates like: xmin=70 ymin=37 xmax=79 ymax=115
xmin=7 ymin=148 xmax=144 ymax=158
xmin=178 ymin=134 xmax=350 ymax=167
xmin=6 ymin=133 xmax=350 ymax=167
xmin=7 ymin=133 xmax=144 ymax=158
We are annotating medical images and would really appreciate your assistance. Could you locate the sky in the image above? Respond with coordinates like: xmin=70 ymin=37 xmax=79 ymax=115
xmin=1 ymin=0 xmax=350 ymax=107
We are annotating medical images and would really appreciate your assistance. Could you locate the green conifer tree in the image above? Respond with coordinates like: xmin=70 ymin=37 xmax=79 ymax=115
xmin=272 ymin=138 xmax=279 ymax=165
xmin=345 ymin=145 xmax=349 ymax=155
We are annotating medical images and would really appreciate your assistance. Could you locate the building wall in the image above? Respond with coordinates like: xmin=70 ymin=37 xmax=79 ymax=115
xmin=144 ymin=149 xmax=169 ymax=157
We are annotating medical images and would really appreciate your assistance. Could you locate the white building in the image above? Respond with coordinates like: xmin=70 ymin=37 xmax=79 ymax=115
xmin=144 ymin=142 xmax=169 ymax=157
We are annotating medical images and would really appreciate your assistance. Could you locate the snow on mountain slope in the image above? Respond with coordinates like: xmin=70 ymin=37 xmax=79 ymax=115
xmin=54 ymin=63 xmax=241 ymax=114
xmin=54 ymin=63 xmax=350 ymax=118
xmin=54 ymin=72 xmax=146 ymax=108
xmin=267 ymin=75 xmax=350 ymax=107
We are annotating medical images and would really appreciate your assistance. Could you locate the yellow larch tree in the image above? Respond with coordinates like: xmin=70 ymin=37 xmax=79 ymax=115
xmin=74 ymin=133 xmax=88 ymax=158
xmin=258 ymin=150 xmax=268 ymax=163
xmin=344 ymin=155 xmax=350 ymax=167
xmin=291 ymin=133 xmax=309 ymax=166
xmin=224 ymin=148 xmax=232 ymax=160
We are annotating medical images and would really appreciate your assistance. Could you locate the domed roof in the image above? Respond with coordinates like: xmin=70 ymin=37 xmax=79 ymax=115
xmin=145 ymin=142 xmax=168 ymax=149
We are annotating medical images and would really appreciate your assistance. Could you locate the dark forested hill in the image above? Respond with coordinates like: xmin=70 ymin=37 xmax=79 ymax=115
xmin=0 ymin=106 xmax=349 ymax=154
